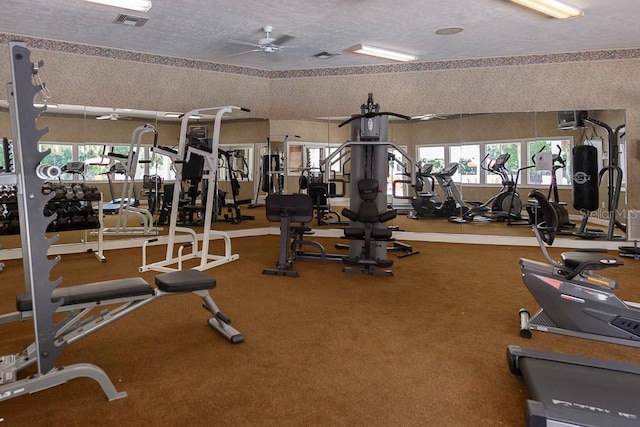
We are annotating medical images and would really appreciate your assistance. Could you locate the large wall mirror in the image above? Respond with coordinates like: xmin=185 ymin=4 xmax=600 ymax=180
xmin=0 ymin=103 xmax=270 ymax=250
xmin=0 ymin=103 xmax=627 ymax=252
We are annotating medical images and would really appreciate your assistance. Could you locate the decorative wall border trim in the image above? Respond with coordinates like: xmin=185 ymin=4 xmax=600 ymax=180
xmin=3 ymin=32 xmax=640 ymax=79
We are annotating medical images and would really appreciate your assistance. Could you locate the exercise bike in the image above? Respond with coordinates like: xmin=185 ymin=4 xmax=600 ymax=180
xmin=518 ymin=189 xmax=640 ymax=348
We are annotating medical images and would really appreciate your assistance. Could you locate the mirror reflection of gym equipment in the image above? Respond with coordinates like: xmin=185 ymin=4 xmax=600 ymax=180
xmin=251 ymin=135 xmax=292 ymax=206
xmin=217 ymin=146 xmax=254 ymax=224
xmin=570 ymin=113 xmax=626 ymax=241
xmin=300 ymin=145 xmax=348 ymax=226
xmin=98 ymin=124 xmax=161 ymax=236
xmin=450 ymin=153 xmax=526 ymax=224
xmin=404 ymin=161 xmax=467 ymax=219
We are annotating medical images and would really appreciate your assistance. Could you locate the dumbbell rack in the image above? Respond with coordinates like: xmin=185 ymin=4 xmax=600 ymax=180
xmin=0 ymin=115 xmax=105 ymax=262
xmin=0 ymin=173 xmax=11 ymax=272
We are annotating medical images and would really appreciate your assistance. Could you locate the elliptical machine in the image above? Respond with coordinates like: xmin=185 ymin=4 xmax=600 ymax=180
xmin=528 ymin=145 xmax=574 ymax=231
xmin=455 ymin=153 xmax=524 ymax=222
xmin=408 ymin=162 xmax=466 ymax=219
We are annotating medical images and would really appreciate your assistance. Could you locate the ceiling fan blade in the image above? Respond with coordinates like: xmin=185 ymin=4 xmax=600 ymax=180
xmin=228 ymin=39 xmax=262 ymax=48
xmin=279 ymin=46 xmax=318 ymax=53
xmin=227 ymin=49 xmax=263 ymax=57
xmin=272 ymin=34 xmax=293 ymax=46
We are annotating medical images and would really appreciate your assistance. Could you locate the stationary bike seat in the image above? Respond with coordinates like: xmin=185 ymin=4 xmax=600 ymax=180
xmin=560 ymin=251 xmax=622 ymax=272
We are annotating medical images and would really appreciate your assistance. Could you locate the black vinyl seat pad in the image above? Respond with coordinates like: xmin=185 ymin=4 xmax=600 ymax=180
xmin=16 ymin=269 xmax=216 ymax=312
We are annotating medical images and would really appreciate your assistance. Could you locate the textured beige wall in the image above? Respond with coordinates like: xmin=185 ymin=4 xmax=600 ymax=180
xmin=0 ymin=49 xmax=271 ymax=118
xmin=267 ymin=61 xmax=639 ymax=118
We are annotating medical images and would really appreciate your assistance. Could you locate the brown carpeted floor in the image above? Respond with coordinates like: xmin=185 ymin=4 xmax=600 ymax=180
xmin=1 ymin=230 xmax=639 ymax=426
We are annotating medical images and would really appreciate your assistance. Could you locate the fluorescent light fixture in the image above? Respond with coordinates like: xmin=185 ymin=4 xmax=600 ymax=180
xmin=83 ymin=0 xmax=152 ymax=13
xmin=509 ymin=0 xmax=583 ymax=19
xmin=352 ymin=44 xmax=417 ymax=62
xmin=164 ymin=113 xmax=201 ymax=119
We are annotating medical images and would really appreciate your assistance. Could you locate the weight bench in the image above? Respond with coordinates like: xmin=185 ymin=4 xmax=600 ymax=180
xmin=0 ymin=268 xmax=243 ymax=401
xmin=262 ymin=193 xmax=314 ymax=277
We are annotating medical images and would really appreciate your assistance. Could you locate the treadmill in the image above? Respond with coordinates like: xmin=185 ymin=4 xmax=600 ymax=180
xmin=507 ymin=345 xmax=640 ymax=426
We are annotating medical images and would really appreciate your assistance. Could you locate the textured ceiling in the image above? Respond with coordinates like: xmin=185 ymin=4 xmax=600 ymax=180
xmin=1 ymin=0 xmax=639 ymax=71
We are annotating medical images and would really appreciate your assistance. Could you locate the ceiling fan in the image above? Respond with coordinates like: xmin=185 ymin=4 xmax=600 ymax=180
xmin=228 ymin=25 xmax=295 ymax=56
xmin=96 ymin=110 xmax=132 ymax=121
xmin=411 ymin=113 xmax=452 ymax=121
xmin=411 ymin=113 xmax=481 ymax=121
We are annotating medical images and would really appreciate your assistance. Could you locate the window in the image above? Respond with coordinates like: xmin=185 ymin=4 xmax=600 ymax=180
xmin=417 ymin=137 xmax=573 ymax=187
xmin=148 ymin=147 xmax=175 ymax=182
xmin=618 ymin=137 xmax=627 ymax=190
xmin=526 ymin=138 xmax=572 ymax=186
xmin=416 ymin=145 xmax=445 ymax=171
xmin=0 ymin=138 xmax=9 ymax=172
xmin=288 ymin=145 xmax=304 ymax=174
xmin=218 ymin=144 xmax=253 ymax=182
xmin=388 ymin=146 xmax=410 ymax=199
xmin=450 ymin=144 xmax=480 ymax=184
xmin=287 ymin=142 xmax=343 ymax=176
xmin=39 ymin=143 xmax=74 ymax=180
xmin=307 ymin=146 xmax=323 ymax=172
xmin=78 ymin=144 xmax=109 ymax=181
xmin=484 ymin=142 xmax=522 ymax=184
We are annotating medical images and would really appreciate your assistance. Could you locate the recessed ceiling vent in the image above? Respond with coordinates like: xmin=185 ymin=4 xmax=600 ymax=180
xmin=114 ymin=14 xmax=149 ymax=27
xmin=313 ymin=51 xmax=339 ymax=59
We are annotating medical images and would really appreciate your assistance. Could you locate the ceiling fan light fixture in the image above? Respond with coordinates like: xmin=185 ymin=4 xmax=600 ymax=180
xmin=83 ymin=0 xmax=152 ymax=13
xmin=508 ymin=0 xmax=583 ymax=19
xmin=351 ymin=44 xmax=417 ymax=62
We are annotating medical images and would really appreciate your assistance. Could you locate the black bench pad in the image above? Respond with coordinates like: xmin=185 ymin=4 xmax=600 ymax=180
xmin=155 ymin=269 xmax=216 ymax=293
xmin=17 ymin=277 xmax=154 ymax=312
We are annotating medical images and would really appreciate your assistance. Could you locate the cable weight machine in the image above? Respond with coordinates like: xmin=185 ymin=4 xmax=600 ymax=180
xmin=323 ymin=93 xmax=419 ymax=271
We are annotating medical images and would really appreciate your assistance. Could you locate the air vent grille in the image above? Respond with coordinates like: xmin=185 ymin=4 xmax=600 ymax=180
xmin=114 ymin=14 xmax=149 ymax=27
xmin=313 ymin=51 xmax=339 ymax=59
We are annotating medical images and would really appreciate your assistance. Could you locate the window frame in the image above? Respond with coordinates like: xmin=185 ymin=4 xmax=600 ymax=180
xmin=416 ymin=135 xmax=575 ymax=187
xmin=286 ymin=141 xmax=344 ymax=177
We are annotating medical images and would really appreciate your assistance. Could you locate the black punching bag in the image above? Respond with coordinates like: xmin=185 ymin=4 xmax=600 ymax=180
xmin=261 ymin=155 xmax=272 ymax=193
xmin=572 ymin=145 xmax=599 ymax=212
